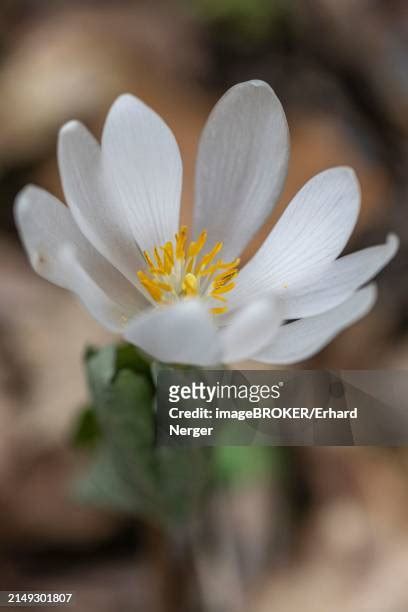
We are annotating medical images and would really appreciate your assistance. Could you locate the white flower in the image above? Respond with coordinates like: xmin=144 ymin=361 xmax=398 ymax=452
xmin=15 ymin=80 xmax=398 ymax=366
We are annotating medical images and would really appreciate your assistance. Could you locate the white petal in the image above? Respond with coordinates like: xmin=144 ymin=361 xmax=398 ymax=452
xmin=220 ymin=298 xmax=282 ymax=363
xmin=58 ymin=120 xmax=147 ymax=283
xmin=124 ymin=300 xmax=221 ymax=366
xmin=282 ymin=234 xmax=399 ymax=318
xmin=59 ymin=246 xmax=133 ymax=332
xmin=193 ymin=80 xmax=289 ymax=261
xmin=14 ymin=185 xmax=148 ymax=314
xmin=230 ymin=167 xmax=361 ymax=309
xmin=255 ymin=285 xmax=377 ymax=364
xmin=102 ymin=94 xmax=182 ymax=253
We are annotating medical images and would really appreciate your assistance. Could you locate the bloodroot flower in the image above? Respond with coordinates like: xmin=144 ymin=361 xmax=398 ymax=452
xmin=15 ymin=81 xmax=398 ymax=366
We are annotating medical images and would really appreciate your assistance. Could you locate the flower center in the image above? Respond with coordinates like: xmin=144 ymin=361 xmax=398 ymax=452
xmin=137 ymin=226 xmax=239 ymax=315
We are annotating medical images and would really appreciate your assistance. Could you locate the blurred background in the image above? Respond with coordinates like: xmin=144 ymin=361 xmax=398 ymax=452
xmin=0 ymin=0 xmax=407 ymax=610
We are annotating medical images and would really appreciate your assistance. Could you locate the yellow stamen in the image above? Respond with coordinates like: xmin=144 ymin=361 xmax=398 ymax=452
xmin=137 ymin=271 xmax=163 ymax=302
xmin=210 ymin=306 xmax=228 ymax=315
xmin=176 ymin=225 xmax=187 ymax=259
xmin=214 ymin=269 xmax=238 ymax=286
xmin=154 ymin=247 xmax=164 ymax=273
xmin=137 ymin=226 xmax=239 ymax=316
xmin=144 ymin=250 xmax=155 ymax=270
xmin=200 ymin=258 xmax=240 ymax=278
xmin=161 ymin=242 xmax=174 ymax=274
xmin=156 ymin=280 xmax=173 ymax=291
xmin=188 ymin=230 xmax=207 ymax=258
xmin=185 ymin=257 xmax=194 ymax=274
xmin=211 ymin=282 xmax=236 ymax=296
xmin=182 ymin=273 xmax=199 ymax=296
xmin=196 ymin=241 xmax=223 ymax=274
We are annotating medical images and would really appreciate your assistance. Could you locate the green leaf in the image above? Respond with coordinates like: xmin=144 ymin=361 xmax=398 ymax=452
xmin=116 ymin=343 xmax=152 ymax=377
xmin=71 ymin=406 xmax=101 ymax=449
xmin=78 ymin=344 xmax=160 ymax=516
xmin=74 ymin=447 xmax=142 ymax=514
xmin=85 ymin=344 xmax=117 ymax=401
xmin=84 ymin=342 xmax=152 ymax=400
xmin=99 ymin=371 xmax=159 ymax=510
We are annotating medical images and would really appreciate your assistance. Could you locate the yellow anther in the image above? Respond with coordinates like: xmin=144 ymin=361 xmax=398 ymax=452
xmin=144 ymin=250 xmax=155 ymax=270
xmin=188 ymin=230 xmax=207 ymax=258
xmin=161 ymin=242 xmax=174 ymax=274
xmin=203 ymin=258 xmax=239 ymax=277
xmin=211 ymin=282 xmax=236 ymax=296
xmin=210 ymin=306 xmax=228 ymax=315
xmin=214 ymin=269 xmax=238 ymax=286
xmin=162 ymin=242 xmax=174 ymax=268
xmin=154 ymin=247 xmax=164 ymax=273
xmin=196 ymin=241 xmax=223 ymax=274
xmin=185 ymin=257 xmax=194 ymax=274
xmin=182 ymin=273 xmax=199 ymax=296
xmin=156 ymin=280 xmax=173 ymax=291
xmin=220 ymin=257 xmax=240 ymax=269
xmin=137 ymin=271 xmax=163 ymax=302
xmin=176 ymin=225 xmax=188 ymax=259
